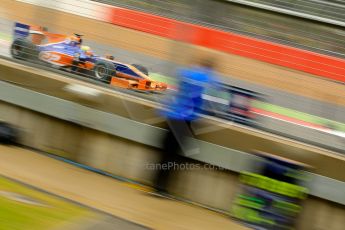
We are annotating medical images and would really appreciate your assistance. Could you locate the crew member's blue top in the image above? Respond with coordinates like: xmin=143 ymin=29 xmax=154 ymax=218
xmin=163 ymin=65 xmax=216 ymax=121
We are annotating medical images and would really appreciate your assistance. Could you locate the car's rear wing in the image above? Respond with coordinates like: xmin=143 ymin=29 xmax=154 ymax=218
xmin=13 ymin=22 xmax=66 ymax=44
xmin=14 ymin=22 xmax=30 ymax=39
xmin=13 ymin=22 xmax=47 ymax=39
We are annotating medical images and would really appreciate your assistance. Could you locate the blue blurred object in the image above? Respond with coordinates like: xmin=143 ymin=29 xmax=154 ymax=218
xmin=13 ymin=22 xmax=30 ymax=39
xmin=163 ymin=65 xmax=217 ymax=121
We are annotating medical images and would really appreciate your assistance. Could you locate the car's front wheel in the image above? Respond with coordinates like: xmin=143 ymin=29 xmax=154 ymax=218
xmin=93 ymin=60 xmax=116 ymax=83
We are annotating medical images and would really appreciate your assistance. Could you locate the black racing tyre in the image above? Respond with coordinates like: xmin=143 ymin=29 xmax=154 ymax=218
xmin=0 ymin=122 xmax=18 ymax=145
xmin=131 ymin=64 xmax=149 ymax=76
xmin=10 ymin=38 xmax=38 ymax=61
xmin=93 ymin=60 xmax=116 ymax=83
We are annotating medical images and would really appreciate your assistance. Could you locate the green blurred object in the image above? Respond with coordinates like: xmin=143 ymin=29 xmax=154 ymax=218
xmin=0 ymin=176 xmax=93 ymax=230
xmin=253 ymin=101 xmax=345 ymax=132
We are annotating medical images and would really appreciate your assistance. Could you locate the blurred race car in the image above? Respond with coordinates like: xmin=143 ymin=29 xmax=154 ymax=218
xmin=10 ymin=22 xmax=167 ymax=91
xmin=200 ymin=82 xmax=264 ymax=127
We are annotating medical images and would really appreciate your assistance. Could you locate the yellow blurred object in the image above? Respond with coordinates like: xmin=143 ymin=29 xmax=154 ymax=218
xmin=81 ymin=45 xmax=90 ymax=51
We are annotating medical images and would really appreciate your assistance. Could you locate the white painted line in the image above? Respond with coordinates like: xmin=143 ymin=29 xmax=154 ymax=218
xmin=64 ymin=83 xmax=101 ymax=97
xmin=254 ymin=111 xmax=345 ymax=139
xmin=326 ymin=130 xmax=345 ymax=138
xmin=201 ymin=94 xmax=229 ymax=105
xmin=0 ymin=191 xmax=47 ymax=206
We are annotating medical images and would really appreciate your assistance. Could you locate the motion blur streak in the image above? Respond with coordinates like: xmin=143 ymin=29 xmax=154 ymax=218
xmin=1 ymin=0 xmax=345 ymax=230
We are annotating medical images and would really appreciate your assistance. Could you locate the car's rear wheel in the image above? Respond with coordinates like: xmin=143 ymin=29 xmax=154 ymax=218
xmin=93 ymin=60 xmax=116 ymax=83
xmin=10 ymin=39 xmax=38 ymax=61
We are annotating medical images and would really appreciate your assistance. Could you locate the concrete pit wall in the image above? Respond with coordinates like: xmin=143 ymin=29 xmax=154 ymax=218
xmin=1 ymin=100 xmax=345 ymax=229
xmin=0 ymin=57 xmax=344 ymax=182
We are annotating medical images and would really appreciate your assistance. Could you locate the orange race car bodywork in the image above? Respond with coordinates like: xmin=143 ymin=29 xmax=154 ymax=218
xmin=11 ymin=22 xmax=168 ymax=92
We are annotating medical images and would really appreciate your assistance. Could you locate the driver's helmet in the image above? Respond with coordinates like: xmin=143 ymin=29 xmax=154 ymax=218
xmin=81 ymin=46 xmax=93 ymax=56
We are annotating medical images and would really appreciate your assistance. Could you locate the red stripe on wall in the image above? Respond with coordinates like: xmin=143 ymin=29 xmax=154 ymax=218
xmin=109 ymin=7 xmax=345 ymax=83
xmin=110 ymin=7 xmax=175 ymax=38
